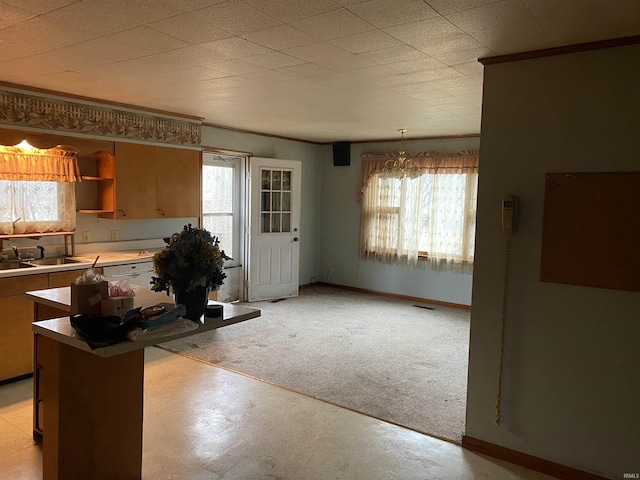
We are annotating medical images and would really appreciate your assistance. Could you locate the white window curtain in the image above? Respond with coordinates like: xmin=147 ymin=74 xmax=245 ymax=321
xmin=359 ymin=151 xmax=478 ymax=274
xmin=0 ymin=142 xmax=80 ymax=234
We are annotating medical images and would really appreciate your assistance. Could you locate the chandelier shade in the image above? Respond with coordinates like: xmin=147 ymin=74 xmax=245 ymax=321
xmin=379 ymin=129 xmax=421 ymax=179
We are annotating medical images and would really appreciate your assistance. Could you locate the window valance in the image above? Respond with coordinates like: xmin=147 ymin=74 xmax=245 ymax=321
xmin=359 ymin=150 xmax=479 ymax=201
xmin=0 ymin=142 xmax=81 ymax=182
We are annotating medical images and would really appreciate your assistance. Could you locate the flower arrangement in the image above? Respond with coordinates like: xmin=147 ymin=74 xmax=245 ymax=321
xmin=151 ymin=224 xmax=230 ymax=295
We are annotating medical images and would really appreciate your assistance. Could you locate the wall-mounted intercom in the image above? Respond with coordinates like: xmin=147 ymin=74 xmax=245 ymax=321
xmin=501 ymin=195 xmax=518 ymax=234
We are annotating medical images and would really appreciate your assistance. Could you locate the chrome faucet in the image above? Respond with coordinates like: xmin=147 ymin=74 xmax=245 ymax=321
xmin=12 ymin=246 xmax=21 ymax=260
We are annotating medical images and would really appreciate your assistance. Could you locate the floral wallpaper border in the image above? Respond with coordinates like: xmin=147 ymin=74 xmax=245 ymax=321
xmin=0 ymin=89 xmax=201 ymax=146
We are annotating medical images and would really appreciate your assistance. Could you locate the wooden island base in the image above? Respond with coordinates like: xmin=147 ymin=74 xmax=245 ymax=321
xmin=38 ymin=335 xmax=143 ymax=480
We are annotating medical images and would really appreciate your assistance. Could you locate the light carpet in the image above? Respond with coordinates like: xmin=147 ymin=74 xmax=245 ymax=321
xmin=159 ymin=286 xmax=470 ymax=443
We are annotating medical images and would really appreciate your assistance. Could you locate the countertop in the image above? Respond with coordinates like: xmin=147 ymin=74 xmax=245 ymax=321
xmin=0 ymin=249 xmax=158 ymax=279
xmin=29 ymin=285 xmax=261 ymax=357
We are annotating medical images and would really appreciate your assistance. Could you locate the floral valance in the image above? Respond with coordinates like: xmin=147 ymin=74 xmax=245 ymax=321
xmin=0 ymin=141 xmax=81 ymax=182
xmin=359 ymin=150 xmax=479 ymax=200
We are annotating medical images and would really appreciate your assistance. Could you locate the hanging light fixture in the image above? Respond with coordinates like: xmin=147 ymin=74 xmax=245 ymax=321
xmin=380 ymin=129 xmax=421 ymax=179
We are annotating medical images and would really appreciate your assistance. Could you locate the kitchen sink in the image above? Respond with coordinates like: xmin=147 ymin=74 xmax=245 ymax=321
xmin=24 ymin=257 xmax=83 ymax=266
xmin=0 ymin=262 xmax=36 ymax=270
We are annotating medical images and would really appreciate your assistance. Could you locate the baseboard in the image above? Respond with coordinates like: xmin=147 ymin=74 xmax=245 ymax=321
xmin=306 ymin=282 xmax=471 ymax=310
xmin=461 ymin=436 xmax=607 ymax=480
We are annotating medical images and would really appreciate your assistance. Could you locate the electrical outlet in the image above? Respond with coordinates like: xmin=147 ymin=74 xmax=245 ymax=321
xmin=82 ymin=231 xmax=90 ymax=243
xmin=111 ymin=230 xmax=118 ymax=241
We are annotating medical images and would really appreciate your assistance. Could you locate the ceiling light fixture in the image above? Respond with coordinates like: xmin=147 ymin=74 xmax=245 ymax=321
xmin=380 ymin=129 xmax=420 ymax=179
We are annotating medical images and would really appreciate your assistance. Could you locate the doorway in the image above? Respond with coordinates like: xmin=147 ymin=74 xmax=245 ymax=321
xmin=202 ymin=152 xmax=245 ymax=302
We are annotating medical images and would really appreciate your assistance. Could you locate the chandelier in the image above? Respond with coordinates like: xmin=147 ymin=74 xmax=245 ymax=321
xmin=380 ymin=129 xmax=420 ymax=179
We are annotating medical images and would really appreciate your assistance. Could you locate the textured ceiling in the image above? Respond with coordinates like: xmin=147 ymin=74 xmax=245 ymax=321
xmin=1 ymin=0 xmax=639 ymax=143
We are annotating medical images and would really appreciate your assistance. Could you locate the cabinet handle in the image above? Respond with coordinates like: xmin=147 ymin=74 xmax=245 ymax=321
xmin=118 ymin=209 xmax=127 ymax=217
xmin=157 ymin=208 xmax=165 ymax=216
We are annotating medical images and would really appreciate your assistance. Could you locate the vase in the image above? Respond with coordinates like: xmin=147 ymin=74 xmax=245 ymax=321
xmin=174 ymin=287 xmax=210 ymax=321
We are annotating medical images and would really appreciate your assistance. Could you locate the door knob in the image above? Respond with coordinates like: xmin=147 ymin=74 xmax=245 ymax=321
xmin=293 ymin=237 xmax=299 ymax=242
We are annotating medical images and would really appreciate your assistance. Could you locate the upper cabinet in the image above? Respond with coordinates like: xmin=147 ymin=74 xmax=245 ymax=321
xmin=98 ymin=142 xmax=201 ymax=220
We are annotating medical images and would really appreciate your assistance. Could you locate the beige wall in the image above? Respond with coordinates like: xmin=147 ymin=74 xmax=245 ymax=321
xmin=466 ymin=44 xmax=640 ymax=478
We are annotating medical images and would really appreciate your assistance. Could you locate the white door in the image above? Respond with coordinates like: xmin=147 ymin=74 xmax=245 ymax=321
xmin=247 ymin=157 xmax=301 ymax=302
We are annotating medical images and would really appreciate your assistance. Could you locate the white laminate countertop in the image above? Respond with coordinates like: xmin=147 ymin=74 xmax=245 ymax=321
xmin=0 ymin=249 xmax=157 ymax=279
xmin=28 ymin=285 xmax=261 ymax=358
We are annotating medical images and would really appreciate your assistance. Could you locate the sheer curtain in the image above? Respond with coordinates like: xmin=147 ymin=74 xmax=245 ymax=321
xmin=0 ymin=142 xmax=80 ymax=234
xmin=359 ymin=151 xmax=478 ymax=273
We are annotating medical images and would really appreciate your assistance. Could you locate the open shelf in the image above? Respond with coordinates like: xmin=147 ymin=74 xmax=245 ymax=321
xmin=0 ymin=232 xmax=76 ymax=256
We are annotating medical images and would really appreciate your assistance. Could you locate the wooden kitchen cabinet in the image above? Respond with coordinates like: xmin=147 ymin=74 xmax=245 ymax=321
xmin=99 ymin=142 xmax=200 ymax=220
xmin=0 ymin=269 xmax=104 ymax=383
xmin=0 ymin=274 xmax=49 ymax=382
xmin=155 ymin=147 xmax=201 ymax=218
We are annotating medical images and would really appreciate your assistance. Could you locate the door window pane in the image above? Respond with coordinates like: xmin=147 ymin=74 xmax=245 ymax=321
xmin=260 ymin=168 xmax=292 ymax=233
xmin=271 ymin=212 xmax=281 ymax=233
xmin=282 ymin=171 xmax=291 ymax=191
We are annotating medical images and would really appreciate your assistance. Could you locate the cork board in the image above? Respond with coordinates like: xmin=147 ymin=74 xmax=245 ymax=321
xmin=540 ymin=172 xmax=640 ymax=292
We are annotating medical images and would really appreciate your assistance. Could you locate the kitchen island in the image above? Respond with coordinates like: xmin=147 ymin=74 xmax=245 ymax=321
xmin=27 ymin=286 xmax=260 ymax=480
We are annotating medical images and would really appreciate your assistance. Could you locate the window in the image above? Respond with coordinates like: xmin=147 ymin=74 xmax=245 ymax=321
xmin=0 ymin=180 xmax=77 ymax=234
xmin=359 ymin=151 xmax=478 ymax=273
xmin=202 ymin=154 xmax=242 ymax=264
xmin=0 ymin=141 xmax=80 ymax=235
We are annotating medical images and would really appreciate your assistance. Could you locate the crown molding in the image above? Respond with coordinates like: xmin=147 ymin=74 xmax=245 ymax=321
xmin=479 ymin=35 xmax=640 ymax=65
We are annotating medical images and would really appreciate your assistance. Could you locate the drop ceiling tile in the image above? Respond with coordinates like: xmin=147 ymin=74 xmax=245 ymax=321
xmin=239 ymin=69 xmax=293 ymax=83
xmin=0 ymin=54 xmax=67 ymax=80
xmin=451 ymin=61 xmax=484 ymax=82
xmin=445 ymin=0 xmax=535 ymax=33
xmin=417 ymin=33 xmax=484 ymax=56
xmin=426 ymin=0 xmax=503 ymax=16
xmin=358 ymin=45 xmax=428 ymax=64
xmin=200 ymin=37 xmax=272 ymax=58
xmin=0 ymin=17 xmax=90 ymax=61
xmin=241 ymin=25 xmax=319 ymax=50
xmin=93 ymin=45 xmax=231 ymax=76
xmin=108 ymin=26 xmax=190 ymax=53
xmin=407 ymin=67 xmax=466 ymax=83
xmin=329 ymin=30 xmax=403 ymax=53
xmin=145 ymin=66 xmax=230 ymax=85
xmin=79 ymin=0 xmax=230 ymax=25
xmin=196 ymin=1 xmax=281 ymax=35
xmin=383 ymin=16 xmax=464 ymax=48
xmin=276 ymin=63 xmax=333 ymax=78
xmin=470 ymin=19 xmax=554 ymax=54
xmin=430 ymin=46 xmax=494 ymax=66
xmin=285 ymin=43 xmax=376 ymax=71
xmin=242 ymin=0 xmax=341 ymax=22
xmin=333 ymin=0 xmax=369 ymax=5
xmin=0 ymin=2 xmax=43 ymax=29
xmin=207 ymin=58 xmax=267 ymax=75
xmin=348 ymin=0 xmax=439 ymax=28
xmin=521 ymin=0 xmax=602 ymax=18
xmin=291 ymin=8 xmax=374 ymax=41
xmin=30 ymin=70 xmax=99 ymax=93
xmin=244 ymin=51 xmax=306 ymax=69
xmin=385 ymin=56 xmax=445 ymax=74
xmin=34 ymin=0 xmax=141 ymax=40
xmin=148 ymin=11 xmax=232 ymax=44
